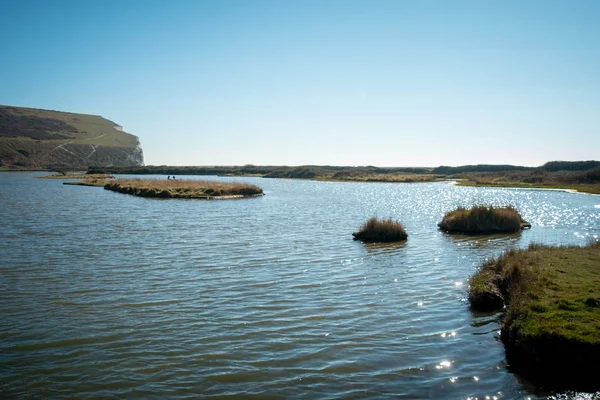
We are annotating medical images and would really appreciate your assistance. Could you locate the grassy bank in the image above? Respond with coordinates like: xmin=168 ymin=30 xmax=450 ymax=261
xmin=353 ymin=217 xmax=408 ymax=242
xmin=438 ymin=205 xmax=530 ymax=234
xmin=455 ymin=167 xmax=600 ymax=195
xmin=104 ymin=178 xmax=263 ymax=199
xmin=457 ymin=179 xmax=600 ymax=195
xmin=469 ymin=243 xmax=600 ymax=390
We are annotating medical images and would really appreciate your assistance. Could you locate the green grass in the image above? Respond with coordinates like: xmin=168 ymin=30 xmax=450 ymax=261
xmin=0 ymin=105 xmax=139 ymax=148
xmin=499 ymin=244 xmax=600 ymax=344
xmin=438 ymin=205 xmax=529 ymax=234
xmin=469 ymin=243 xmax=600 ymax=389
xmin=352 ymin=217 xmax=408 ymax=242
xmin=104 ymin=178 xmax=263 ymax=199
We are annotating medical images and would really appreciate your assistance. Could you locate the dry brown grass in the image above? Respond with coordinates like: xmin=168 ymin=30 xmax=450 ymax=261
xmin=438 ymin=205 xmax=529 ymax=234
xmin=353 ymin=217 xmax=408 ymax=242
xmin=104 ymin=178 xmax=263 ymax=198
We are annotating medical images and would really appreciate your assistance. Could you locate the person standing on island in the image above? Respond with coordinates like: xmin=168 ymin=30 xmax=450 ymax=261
xmin=167 ymin=175 xmax=171 ymax=180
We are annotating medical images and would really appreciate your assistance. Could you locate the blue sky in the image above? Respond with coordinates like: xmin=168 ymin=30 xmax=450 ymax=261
xmin=1 ymin=0 xmax=598 ymax=166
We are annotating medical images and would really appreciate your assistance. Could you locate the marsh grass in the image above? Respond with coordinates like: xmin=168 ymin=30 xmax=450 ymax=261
xmin=469 ymin=242 xmax=600 ymax=389
xmin=438 ymin=205 xmax=529 ymax=234
xmin=352 ymin=217 xmax=408 ymax=243
xmin=104 ymin=178 xmax=263 ymax=198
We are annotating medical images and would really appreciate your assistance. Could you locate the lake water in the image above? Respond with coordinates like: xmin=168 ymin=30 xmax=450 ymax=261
xmin=1 ymin=172 xmax=599 ymax=399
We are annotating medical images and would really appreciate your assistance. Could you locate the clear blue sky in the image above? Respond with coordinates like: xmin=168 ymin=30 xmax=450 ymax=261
xmin=1 ymin=0 xmax=598 ymax=167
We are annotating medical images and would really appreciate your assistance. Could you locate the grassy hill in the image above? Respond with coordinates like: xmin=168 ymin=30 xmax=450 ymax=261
xmin=0 ymin=105 xmax=143 ymax=169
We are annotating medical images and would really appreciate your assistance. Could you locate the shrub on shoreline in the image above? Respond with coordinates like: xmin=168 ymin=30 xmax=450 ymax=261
xmin=438 ymin=205 xmax=530 ymax=234
xmin=352 ymin=217 xmax=408 ymax=243
xmin=468 ymin=243 xmax=600 ymax=390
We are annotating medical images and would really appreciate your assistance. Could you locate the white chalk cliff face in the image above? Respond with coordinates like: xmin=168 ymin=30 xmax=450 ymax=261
xmin=0 ymin=105 xmax=144 ymax=169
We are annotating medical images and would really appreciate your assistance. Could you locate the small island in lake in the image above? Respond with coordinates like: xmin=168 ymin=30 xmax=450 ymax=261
xmin=104 ymin=178 xmax=263 ymax=199
xmin=353 ymin=217 xmax=408 ymax=243
xmin=468 ymin=243 xmax=600 ymax=390
xmin=438 ymin=205 xmax=530 ymax=234
xmin=39 ymin=173 xmax=115 ymax=180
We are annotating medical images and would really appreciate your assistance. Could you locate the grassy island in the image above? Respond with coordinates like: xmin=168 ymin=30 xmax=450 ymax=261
xmin=468 ymin=243 xmax=600 ymax=390
xmin=104 ymin=178 xmax=263 ymax=199
xmin=438 ymin=205 xmax=530 ymax=234
xmin=352 ymin=217 xmax=408 ymax=243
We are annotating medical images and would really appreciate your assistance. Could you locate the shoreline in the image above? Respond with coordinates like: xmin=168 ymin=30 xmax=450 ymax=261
xmin=468 ymin=243 xmax=600 ymax=390
xmin=8 ymin=167 xmax=600 ymax=195
xmin=450 ymin=179 xmax=600 ymax=196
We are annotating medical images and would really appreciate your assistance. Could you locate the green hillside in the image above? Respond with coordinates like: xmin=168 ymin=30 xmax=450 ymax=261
xmin=0 ymin=105 xmax=143 ymax=169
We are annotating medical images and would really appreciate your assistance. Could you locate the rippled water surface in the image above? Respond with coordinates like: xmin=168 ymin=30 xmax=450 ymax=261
xmin=1 ymin=172 xmax=599 ymax=399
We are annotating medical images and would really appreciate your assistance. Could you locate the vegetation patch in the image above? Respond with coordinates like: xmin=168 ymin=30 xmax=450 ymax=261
xmin=468 ymin=243 xmax=600 ymax=390
xmin=438 ymin=205 xmax=530 ymax=234
xmin=104 ymin=178 xmax=263 ymax=199
xmin=353 ymin=217 xmax=408 ymax=243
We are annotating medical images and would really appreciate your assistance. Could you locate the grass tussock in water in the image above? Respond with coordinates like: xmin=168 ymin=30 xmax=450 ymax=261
xmin=438 ymin=205 xmax=529 ymax=234
xmin=469 ymin=242 xmax=600 ymax=390
xmin=352 ymin=217 xmax=408 ymax=243
xmin=104 ymin=178 xmax=263 ymax=199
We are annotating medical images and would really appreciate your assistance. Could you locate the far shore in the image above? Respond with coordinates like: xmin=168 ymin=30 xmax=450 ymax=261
xmin=87 ymin=163 xmax=600 ymax=195
xmin=8 ymin=160 xmax=600 ymax=195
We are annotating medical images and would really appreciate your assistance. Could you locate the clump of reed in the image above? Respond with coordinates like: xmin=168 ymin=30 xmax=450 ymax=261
xmin=352 ymin=217 xmax=408 ymax=242
xmin=104 ymin=178 xmax=263 ymax=198
xmin=438 ymin=205 xmax=529 ymax=234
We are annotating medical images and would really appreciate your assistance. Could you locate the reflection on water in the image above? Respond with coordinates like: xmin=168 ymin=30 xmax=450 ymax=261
xmin=0 ymin=172 xmax=598 ymax=399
